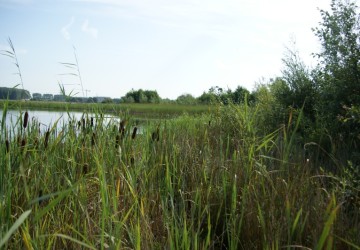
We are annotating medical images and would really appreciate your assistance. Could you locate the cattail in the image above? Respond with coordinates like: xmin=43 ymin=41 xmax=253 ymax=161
xmin=83 ymin=163 xmax=89 ymax=174
xmin=21 ymin=137 xmax=26 ymax=148
xmin=82 ymin=118 xmax=86 ymax=131
xmin=132 ymin=127 xmax=137 ymax=140
xmin=115 ymin=134 xmax=120 ymax=148
xmin=119 ymin=120 xmax=126 ymax=138
xmin=5 ymin=139 xmax=9 ymax=153
xmin=34 ymin=137 xmax=39 ymax=148
xmin=44 ymin=129 xmax=50 ymax=149
xmin=77 ymin=120 xmax=81 ymax=129
xmin=91 ymin=132 xmax=96 ymax=146
xmin=151 ymin=127 xmax=160 ymax=142
xmin=90 ymin=117 xmax=94 ymax=127
xmin=23 ymin=111 xmax=29 ymax=129
xmin=38 ymin=190 xmax=43 ymax=205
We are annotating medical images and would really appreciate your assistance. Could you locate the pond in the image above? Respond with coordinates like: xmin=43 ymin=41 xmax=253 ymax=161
xmin=0 ymin=109 xmax=121 ymax=133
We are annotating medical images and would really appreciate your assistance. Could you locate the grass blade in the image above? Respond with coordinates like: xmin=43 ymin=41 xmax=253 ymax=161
xmin=0 ymin=209 xmax=32 ymax=248
xmin=53 ymin=233 xmax=96 ymax=250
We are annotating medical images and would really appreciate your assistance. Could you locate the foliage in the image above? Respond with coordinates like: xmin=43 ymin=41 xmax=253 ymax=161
xmin=175 ymin=93 xmax=197 ymax=105
xmin=101 ymin=97 xmax=113 ymax=103
xmin=312 ymin=0 xmax=360 ymax=142
xmin=0 ymin=87 xmax=31 ymax=100
xmin=198 ymin=86 xmax=254 ymax=105
xmin=0 ymin=103 xmax=359 ymax=249
xmin=121 ymin=89 xmax=161 ymax=103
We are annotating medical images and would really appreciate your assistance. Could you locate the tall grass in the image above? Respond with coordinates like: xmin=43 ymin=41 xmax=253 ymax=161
xmin=0 ymin=100 xmax=359 ymax=249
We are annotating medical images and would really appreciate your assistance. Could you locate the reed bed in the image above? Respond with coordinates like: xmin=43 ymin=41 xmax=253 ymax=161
xmin=0 ymin=100 xmax=212 ymax=119
xmin=0 ymin=102 xmax=359 ymax=249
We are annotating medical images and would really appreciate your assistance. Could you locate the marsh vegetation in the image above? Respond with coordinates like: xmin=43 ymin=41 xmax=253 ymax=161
xmin=1 ymin=0 xmax=360 ymax=248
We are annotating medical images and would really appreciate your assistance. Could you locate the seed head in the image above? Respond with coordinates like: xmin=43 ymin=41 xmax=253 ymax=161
xmin=132 ymin=127 xmax=137 ymax=140
xmin=83 ymin=163 xmax=89 ymax=174
xmin=44 ymin=129 xmax=50 ymax=149
xmin=115 ymin=134 xmax=120 ymax=148
xmin=5 ymin=139 xmax=9 ymax=153
xmin=23 ymin=111 xmax=29 ymax=129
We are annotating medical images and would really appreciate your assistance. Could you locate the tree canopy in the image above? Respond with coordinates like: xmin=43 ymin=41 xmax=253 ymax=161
xmin=0 ymin=87 xmax=31 ymax=100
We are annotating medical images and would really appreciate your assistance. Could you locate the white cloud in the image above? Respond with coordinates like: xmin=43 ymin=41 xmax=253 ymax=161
xmin=81 ymin=20 xmax=98 ymax=38
xmin=61 ymin=17 xmax=75 ymax=40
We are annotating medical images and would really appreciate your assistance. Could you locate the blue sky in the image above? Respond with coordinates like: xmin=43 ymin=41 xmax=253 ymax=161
xmin=0 ymin=0 xmax=331 ymax=99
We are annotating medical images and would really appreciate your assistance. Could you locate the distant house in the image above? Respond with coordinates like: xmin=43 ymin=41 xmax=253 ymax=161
xmin=54 ymin=94 xmax=66 ymax=102
xmin=32 ymin=93 xmax=42 ymax=100
xmin=43 ymin=94 xmax=53 ymax=100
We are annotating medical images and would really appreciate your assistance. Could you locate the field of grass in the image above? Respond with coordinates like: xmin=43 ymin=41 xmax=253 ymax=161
xmin=0 ymin=101 xmax=359 ymax=249
xmin=0 ymin=100 xmax=212 ymax=119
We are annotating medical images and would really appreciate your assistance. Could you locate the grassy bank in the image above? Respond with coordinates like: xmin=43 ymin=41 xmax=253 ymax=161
xmin=0 ymin=100 xmax=212 ymax=119
xmin=0 ymin=102 xmax=359 ymax=249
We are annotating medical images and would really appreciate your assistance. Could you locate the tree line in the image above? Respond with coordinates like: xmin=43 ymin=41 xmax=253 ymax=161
xmin=0 ymin=87 xmax=30 ymax=100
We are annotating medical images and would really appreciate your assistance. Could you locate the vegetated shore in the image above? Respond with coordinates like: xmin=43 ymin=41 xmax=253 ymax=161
xmin=0 ymin=100 xmax=213 ymax=119
xmin=1 ymin=100 xmax=359 ymax=249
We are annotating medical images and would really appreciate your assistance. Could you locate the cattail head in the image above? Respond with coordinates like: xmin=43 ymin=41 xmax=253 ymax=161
xmin=5 ymin=139 xmax=9 ymax=154
xmin=91 ymin=132 xmax=96 ymax=146
xmin=23 ymin=111 xmax=29 ymax=129
xmin=132 ymin=127 xmax=137 ymax=140
xmin=83 ymin=163 xmax=89 ymax=174
xmin=44 ymin=129 xmax=50 ymax=149
xmin=21 ymin=137 xmax=26 ymax=148
xmin=151 ymin=126 xmax=160 ymax=142
xmin=115 ymin=134 xmax=120 ymax=148
xmin=34 ymin=137 xmax=39 ymax=148
xmin=82 ymin=118 xmax=86 ymax=130
xmin=38 ymin=190 xmax=43 ymax=205
xmin=119 ymin=120 xmax=126 ymax=138
xmin=90 ymin=117 xmax=94 ymax=127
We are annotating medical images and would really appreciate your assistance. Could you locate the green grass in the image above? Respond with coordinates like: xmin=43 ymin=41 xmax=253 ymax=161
xmin=0 ymin=101 xmax=359 ymax=249
xmin=0 ymin=100 xmax=213 ymax=119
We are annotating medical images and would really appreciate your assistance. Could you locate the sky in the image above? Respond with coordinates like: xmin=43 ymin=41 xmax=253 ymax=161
xmin=0 ymin=0 xmax=332 ymax=100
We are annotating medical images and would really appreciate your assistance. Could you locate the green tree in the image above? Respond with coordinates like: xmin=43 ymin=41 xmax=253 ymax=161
xmin=313 ymin=0 xmax=360 ymax=139
xmin=121 ymin=89 xmax=161 ymax=103
xmin=280 ymin=45 xmax=318 ymax=120
xmin=232 ymin=86 xmax=251 ymax=104
xmin=0 ymin=87 xmax=30 ymax=100
xmin=143 ymin=90 xmax=161 ymax=103
xmin=176 ymin=93 xmax=197 ymax=105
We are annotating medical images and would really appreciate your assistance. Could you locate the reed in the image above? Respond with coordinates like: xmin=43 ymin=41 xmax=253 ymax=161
xmin=44 ymin=129 xmax=50 ymax=148
xmin=23 ymin=111 xmax=29 ymax=129
xmin=0 ymin=103 xmax=358 ymax=249
xmin=132 ymin=126 xmax=137 ymax=140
